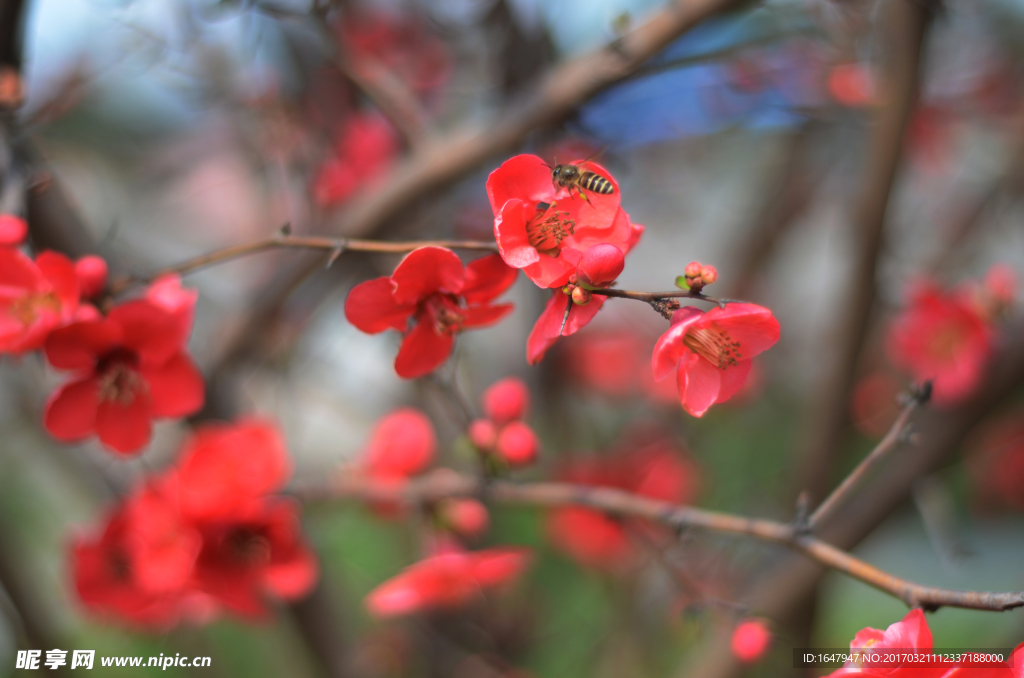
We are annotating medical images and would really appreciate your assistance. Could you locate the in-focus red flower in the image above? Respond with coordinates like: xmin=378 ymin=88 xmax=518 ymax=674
xmin=731 ymin=619 xmax=772 ymax=663
xmin=482 ymin=377 xmax=529 ymax=425
xmin=361 ymin=408 xmax=436 ymax=481
xmin=547 ymin=441 xmax=698 ymax=571
xmin=0 ymin=249 xmax=83 ymax=354
xmin=487 ymin=154 xmax=632 ymax=288
xmin=576 ymin=243 xmax=624 ymax=288
xmin=365 ymin=548 xmax=531 ymax=618
xmin=652 ymin=303 xmax=780 ymax=417
xmin=314 ymin=113 xmax=399 ymax=207
xmin=43 ymin=275 xmax=204 ymax=454
xmin=886 ymin=280 xmax=991 ymax=406
xmin=345 ymin=248 xmax=517 ymax=379
xmin=0 ymin=213 xmax=27 ymax=245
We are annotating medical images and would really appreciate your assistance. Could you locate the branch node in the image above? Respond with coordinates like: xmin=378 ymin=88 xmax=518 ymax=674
xmin=325 ymin=240 xmax=347 ymax=269
xmin=279 ymin=222 xmax=292 ymax=236
xmin=648 ymin=298 xmax=680 ymax=319
xmin=793 ymin=490 xmax=812 ymax=536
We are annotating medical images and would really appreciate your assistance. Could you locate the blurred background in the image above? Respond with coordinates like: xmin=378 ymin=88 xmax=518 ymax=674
xmin=2 ymin=0 xmax=1024 ymax=676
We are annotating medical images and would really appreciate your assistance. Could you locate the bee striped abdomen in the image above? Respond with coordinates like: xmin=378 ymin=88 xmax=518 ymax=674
xmin=579 ymin=172 xmax=614 ymax=195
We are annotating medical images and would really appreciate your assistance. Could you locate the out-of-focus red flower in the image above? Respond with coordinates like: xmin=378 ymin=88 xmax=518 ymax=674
xmin=314 ymin=113 xmax=398 ymax=207
xmin=495 ymin=421 xmax=538 ymax=467
xmin=851 ymin=371 xmax=903 ymax=439
xmin=345 ymin=248 xmax=516 ymax=379
xmin=75 ymin=255 xmax=109 ymax=298
xmin=653 ymin=304 xmax=780 ymax=417
xmin=365 ymin=548 xmax=531 ymax=618
xmin=731 ymin=619 xmax=772 ymax=663
xmin=886 ymin=280 xmax=992 ymax=407
xmin=340 ymin=11 xmax=451 ymax=95
xmin=0 ymin=213 xmax=27 ymax=245
xmin=546 ymin=442 xmax=698 ymax=571
xmin=828 ymin=62 xmax=874 ymax=107
xmin=565 ymin=330 xmax=644 ymax=397
xmin=487 ymin=154 xmax=633 ymax=288
xmin=0 ymin=249 xmax=82 ymax=354
xmin=362 ymin=408 xmax=436 ymax=481
xmin=482 ymin=377 xmax=529 ymax=425
xmin=576 ymin=243 xmax=624 ymax=288
xmin=439 ymin=499 xmax=490 ymax=539
xmin=967 ymin=413 xmax=1024 ymax=512
xmin=72 ymin=418 xmax=317 ymax=626
xmin=468 ymin=418 xmax=498 ymax=450
xmin=43 ymin=275 xmax=204 ymax=454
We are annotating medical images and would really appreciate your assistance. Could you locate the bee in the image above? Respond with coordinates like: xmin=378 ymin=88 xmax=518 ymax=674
xmin=551 ymin=162 xmax=615 ymax=200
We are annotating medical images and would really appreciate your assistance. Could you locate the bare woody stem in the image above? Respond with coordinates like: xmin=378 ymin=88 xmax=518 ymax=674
xmin=301 ymin=470 xmax=1024 ymax=613
xmin=591 ymin=287 xmax=740 ymax=308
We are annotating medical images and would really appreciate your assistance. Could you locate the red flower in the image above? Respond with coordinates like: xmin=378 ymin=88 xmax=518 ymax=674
xmin=482 ymin=377 xmax=529 ymax=425
xmin=313 ymin=113 xmax=399 ymax=207
xmin=576 ymin=243 xmax=624 ymax=288
xmin=75 ymin=255 xmax=109 ymax=298
xmin=547 ymin=441 xmax=698 ymax=571
xmin=652 ymin=303 xmax=780 ymax=417
xmin=339 ymin=11 xmax=451 ymax=95
xmin=345 ymin=248 xmax=516 ymax=379
xmin=365 ymin=548 xmax=531 ymax=618
xmin=0 ymin=249 xmax=83 ymax=354
xmin=487 ymin=154 xmax=632 ymax=288
xmin=495 ymin=421 xmax=538 ymax=467
xmin=0 ymin=213 xmax=27 ymax=245
xmin=43 ymin=275 xmax=204 ymax=454
xmin=362 ymin=408 xmax=436 ymax=480
xmin=191 ymin=498 xmax=318 ymax=618
xmin=887 ymin=280 xmax=991 ymax=406
xmin=438 ymin=499 xmax=490 ymax=539
xmin=731 ymin=619 xmax=772 ymax=663
xmin=967 ymin=412 xmax=1024 ymax=511
xmin=527 ymin=289 xmax=607 ymax=365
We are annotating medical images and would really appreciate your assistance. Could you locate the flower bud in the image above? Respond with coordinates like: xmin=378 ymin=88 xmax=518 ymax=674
xmin=576 ymin=244 xmax=625 ymax=288
xmin=468 ymin=419 xmax=497 ymax=450
xmin=75 ymin=255 xmax=109 ymax=297
xmin=684 ymin=261 xmax=703 ymax=278
xmin=439 ymin=499 xmax=489 ymax=538
xmin=482 ymin=378 xmax=529 ymax=425
xmin=731 ymin=619 xmax=771 ymax=663
xmin=0 ymin=214 xmax=26 ymax=246
xmin=571 ymin=286 xmax=592 ymax=305
xmin=700 ymin=265 xmax=718 ymax=286
xmin=495 ymin=421 xmax=538 ymax=467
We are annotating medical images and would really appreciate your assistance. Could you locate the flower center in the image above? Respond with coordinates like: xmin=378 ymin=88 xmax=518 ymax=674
xmin=226 ymin=527 xmax=272 ymax=566
xmin=96 ymin=349 xmax=147 ymax=406
xmin=8 ymin=291 xmax=60 ymax=326
xmin=683 ymin=325 xmax=742 ymax=369
xmin=426 ymin=294 xmax=465 ymax=335
xmin=107 ymin=549 xmax=132 ymax=582
xmin=526 ymin=202 xmax=575 ymax=255
xmin=928 ymin=323 xmax=967 ymax=361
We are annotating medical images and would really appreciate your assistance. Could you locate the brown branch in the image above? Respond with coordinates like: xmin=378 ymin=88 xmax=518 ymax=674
xmin=592 ymin=287 xmax=741 ymax=308
xmin=809 ymin=382 xmax=929 ymax=528
xmin=299 ymin=471 xmax=1024 ymax=613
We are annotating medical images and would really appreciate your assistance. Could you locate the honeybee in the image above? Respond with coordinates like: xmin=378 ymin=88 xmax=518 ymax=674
xmin=551 ymin=162 xmax=615 ymax=200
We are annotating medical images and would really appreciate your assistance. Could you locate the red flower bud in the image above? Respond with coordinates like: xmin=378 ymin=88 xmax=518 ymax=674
xmin=576 ymin=244 xmax=625 ymax=288
xmin=75 ymin=255 xmax=109 ymax=298
xmin=468 ymin=419 xmax=497 ymax=450
xmin=700 ymin=265 xmax=718 ymax=286
xmin=439 ymin=499 xmax=489 ymax=538
xmin=731 ymin=619 xmax=771 ymax=663
xmin=482 ymin=378 xmax=529 ymax=425
xmin=495 ymin=422 xmax=538 ymax=467
xmin=684 ymin=261 xmax=703 ymax=278
xmin=0 ymin=214 xmax=26 ymax=246
xmin=571 ymin=286 xmax=592 ymax=305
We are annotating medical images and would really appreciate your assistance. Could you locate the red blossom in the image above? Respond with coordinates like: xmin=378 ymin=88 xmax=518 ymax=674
xmin=75 ymin=255 xmax=109 ymax=298
xmin=365 ymin=548 xmax=531 ymax=618
xmin=487 ymin=154 xmax=634 ymax=288
xmin=576 ymin=243 xmax=624 ymax=288
xmin=0 ymin=248 xmax=83 ymax=354
xmin=731 ymin=619 xmax=772 ymax=663
xmin=313 ymin=114 xmax=399 ymax=207
xmin=482 ymin=377 xmax=529 ymax=425
xmin=495 ymin=421 xmax=538 ymax=467
xmin=43 ymin=275 xmax=204 ymax=454
xmin=0 ymin=213 xmax=27 ymax=245
xmin=439 ymin=499 xmax=490 ymax=539
xmin=886 ymin=280 xmax=992 ymax=406
xmin=362 ymin=408 xmax=436 ymax=481
xmin=468 ymin=418 xmax=498 ymax=450
xmin=967 ymin=412 xmax=1024 ymax=512
xmin=828 ymin=62 xmax=874 ymax=107
xmin=546 ymin=441 xmax=698 ymax=571
xmin=345 ymin=248 xmax=517 ymax=379
xmin=339 ymin=11 xmax=451 ymax=95
xmin=652 ymin=303 xmax=780 ymax=417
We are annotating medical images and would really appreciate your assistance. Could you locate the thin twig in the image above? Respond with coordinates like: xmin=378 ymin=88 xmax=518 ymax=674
xmin=299 ymin=470 xmax=1024 ymax=613
xmin=809 ymin=382 xmax=930 ymax=528
xmin=592 ymin=287 xmax=741 ymax=308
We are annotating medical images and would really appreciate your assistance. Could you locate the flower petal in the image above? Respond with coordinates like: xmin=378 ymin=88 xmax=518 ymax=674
xmin=651 ymin=307 xmax=703 ymax=381
xmin=494 ymin=199 xmax=541 ymax=269
xmin=45 ymin=319 xmax=123 ymax=371
xmin=108 ymin=300 xmax=185 ymax=366
xmin=394 ymin=314 xmax=455 ymax=379
xmin=677 ymin=351 xmax=721 ymax=417
xmin=96 ymin=390 xmax=154 ymax=454
xmin=706 ymin=303 xmax=780 ymax=358
xmin=140 ymin=352 xmax=205 ymax=418
xmin=461 ymin=303 xmax=513 ymax=329
xmin=391 ymin=247 xmax=465 ymax=304
xmin=44 ymin=377 xmax=100 ymax=441
xmin=486 ymin=154 xmax=555 ymax=213
xmin=526 ymin=291 xmax=605 ymax=365
xmin=522 ymin=252 xmax=576 ymax=289
xmin=344 ymin=277 xmax=413 ymax=333
xmin=35 ymin=251 xmax=80 ymax=311
xmin=462 ymin=254 xmax=518 ymax=304
xmin=714 ymin=359 xmax=753 ymax=405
